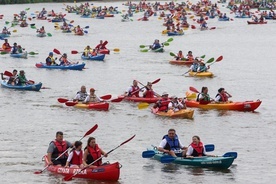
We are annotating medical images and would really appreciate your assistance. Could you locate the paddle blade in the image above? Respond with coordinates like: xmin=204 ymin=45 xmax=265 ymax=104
xmin=29 ymin=51 xmax=38 ymax=55
xmin=138 ymin=102 xmax=150 ymax=109
xmin=100 ymin=94 xmax=112 ymax=100
xmin=34 ymin=170 xmax=43 ymax=174
xmin=113 ymin=48 xmax=120 ymax=52
xmin=57 ymin=98 xmax=69 ymax=103
xmin=206 ymin=58 xmax=215 ymax=64
xmin=65 ymin=102 xmax=78 ymax=106
xmin=142 ymin=150 xmax=156 ymax=158
xmin=4 ymin=71 xmax=13 ymax=77
xmin=170 ymin=52 xmax=176 ymax=57
xmin=111 ymin=98 xmax=123 ymax=102
xmin=163 ymin=42 xmax=169 ymax=46
xmin=47 ymin=33 xmax=52 ymax=37
xmin=151 ymin=78 xmax=160 ymax=84
xmin=167 ymin=37 xmax=173 ymax=42
xmin=84 ymin=26 xmax=89 ymax=29
xmin=205 ymin=144 xmax=215 ymax=152
xmin=71 ymin=50 xmax=79 ymax=54
xmin=53 ymin=48 xmax=61 ymax=55
xmin=160 ymin=155 xmax=176 ymax=163
xmin=189 ymin=86 xmax=199 ymax=93
xmin=120 ymin=134 xmax=135 ymax=146
xmin=140 ymin=49 xmax=149 ymax=52
xmin=223 ymin=152 xmax=238 ymax=159
xmin=139 ymin=45 xmax=146 ymax=48
xmin=216 ymin=55 xmax=223 ymax=62
xmin=200 ymin=55 xmax=206 ymax=58
xmin=83 ymin=124 xmax=98 ymax=137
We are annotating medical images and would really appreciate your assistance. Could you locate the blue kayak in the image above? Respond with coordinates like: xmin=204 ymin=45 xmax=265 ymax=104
xmin=81 ymin=54 xmax=105 ymax=61
xmin=35 ymin=62 xmax=85 ymax=70
xmin=10 ymin=52 xmax=28 ymax=59
xmin=51 ymin=18 xmax=64 ymax=22
xmin=96 ymin=16 xmax=105 ymax=19
xmin=218 ymin=17 xmax=230 ymax=21
xmin=167 ymin=31 xmax=184 ymax=36
xmin=1 ymin=81 xmax=42 ymax=91
xmin=0 ymin=33 xmax=10 ymax=38
xmin=235 ymin=15 xmax=251 ymax=18
xmin=81 ymin=14 xmax=91 ymax=18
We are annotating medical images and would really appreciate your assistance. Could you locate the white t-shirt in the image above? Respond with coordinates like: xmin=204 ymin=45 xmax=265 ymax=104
xmin=83 ymin=94 xmax=102 ymax=103
xmin=168 ymin=101 xmax=184 ymax=111
xmin=66 ymin=150 xmax=82 ymax=162
xmin=186 ymin=145 xmax=206 ymax=156
xmin=159 ymin=138 xmax=185 ymax=149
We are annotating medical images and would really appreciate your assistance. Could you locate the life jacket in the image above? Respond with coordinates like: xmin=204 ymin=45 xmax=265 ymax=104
xmin=144 ymin=89 xmax=154 ymax=98
xmin=198 ymin=65 xmax=207 ymax=72
xmin=95 ymin=43 xmax=106 ymax=50
xmin=60 ymin=57 xmax=69 ymax=65
xmin=187 ymin=54 xmax=194 ymax=61
xmin=129 ymin=86 xmax=140 ymax=97
xmin=86 ymin=144 xmax=102 ymax=166
xmin=17 ymin=74 xmax=27 ymax=85
xmin=70 ymin=150 xmax=83 ymax=165
xmin=11 ymin=46 xmax=18 ymax=54
xmin=52 ymin=140 xmax=68 ymax=159
xmin=157 ymin=98 xmax=170 ymax=111
xmin=46 ymin=56 xmax=55 ymax=65
xmin=152 ymin=43 xmax=161 ymax=50
xmin=162 ymin=134 xmax=180 ymax=151
xmin=196 ymin=93 xmax=210 ymax=102
xmin=190 ymin=142 xmax=205 ymax=157
xmin=88 ymin=94 xmax=99 ymax=102
xmin=191 ymin=63 xmax=198 ymax=72
xmin=76 ymin=91 xmax=88 ymax=101
xmin=215 ymin=93 xmax=228 ymax=102
xmin=84 ymin=48 xmax=92 ymax=56
xmin=90 ymin=51 xmax=97 ymax=56
xmin=2 ymin=43 xmax=11 ymax=49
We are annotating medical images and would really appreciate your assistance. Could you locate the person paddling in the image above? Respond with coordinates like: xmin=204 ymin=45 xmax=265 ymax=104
xmin=153 ymin=92 xmax=170 ymax=112
xmin=124 ymin=80 xmax=141 ymax=97
xmin=83 ymin=88 xmax=103 ymax=103
xmin=17 ymin=70 xmax=33 ymax=85
xmin=37 ymin=26 xmax=46 ymax=34
xmin=1 ymin=69 xmax=18 ymax=85
xmin=73 ymin=85 xmax=88 ymax=102
xmin=83 ymin=45 xmax=92 ymax=56
xmin=158 ymin=129 xmax=187 ymax=157
xmin=82 ymin=137 xmax=107 ymax=168
xmin=65 ymin=141 xmax=83 ymax=168
xmin=215 ymin=88 xmax=232 ymax=102
xmin=59 ymin=53 xmax=71 ymax=66
xmin=95 ymin=40 xmax=108 ymax=51
xmin=168 ymin=96 xmax=185 ymax=112
xmin=186 ymin=136 xmax=215 ymax=158
xmin=150 ymin=39 xmax=162 ymax=50
xmin=175 ymin=50 xmax=184 ymax=60
xmin=2 ymin=39 xmax=11 ymax=50
xmin=46 ymin=52 xmax=58 ymax=66
xmin=47 ymin=131 xmax=73 ymax=166
xmin=196 ymin=87 xmax=213 ymax=103
xmin=143 ymin=82 xmax=159 ymax=98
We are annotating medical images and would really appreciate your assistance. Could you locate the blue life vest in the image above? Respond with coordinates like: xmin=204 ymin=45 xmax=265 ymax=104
xmin=192 ymin=63 xmax=199 ymax=72
xmin=198 ymin=65 xmax=207 ymax=72
xmin=163 ymin=134 xmax=180 ymax=151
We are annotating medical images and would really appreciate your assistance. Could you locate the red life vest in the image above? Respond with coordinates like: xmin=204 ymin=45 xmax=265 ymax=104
xmin=190 ymin=142 xmax=204 ymax=156
xmin=144 ymin=90 xmax=154 ymax=98
xmin=70 ymin=150 xmax=83 ymax=165
xmin=87 ymin=144 xmax=102 ymax=166
xmin=130 ymin=86 xmax=140 ymax=97
xmin=158 ymin=98 xmax=170 ymax=111
xmin=2 ymin=43 xmax=11 ymax=49
xmin=53 ymin=140 xmax=68 ymax=158
xmin=217 ymin=93 xmax=228 ymax=102
xmin=187 ymin=54 xmax=194 ymax=61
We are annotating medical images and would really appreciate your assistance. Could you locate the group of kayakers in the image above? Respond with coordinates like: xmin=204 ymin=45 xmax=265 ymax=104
xmin=195 ymin=86 xmax=232 ymax=103
xmin=45 ymin=52 xmax=78 ymax=66
xmin=158 ymin=128 xmax=215 ymax=158
xmin=2 ymin=39 xmax=25 ymax=54
xmin=1 ymin=69 xmax=33 ymax=86
xmin=83 ymin=40 xmax=108 ymax=57
xmin=73 ymin=85 xmax=103 ymax=103
xmin=47 ymin=131 xmax=107 ymax=168
xmin=188 ymin=57 xmax=210 ymax=73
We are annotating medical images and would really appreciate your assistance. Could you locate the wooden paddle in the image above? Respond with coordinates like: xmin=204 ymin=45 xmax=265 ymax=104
xmin=142 ymin=144 xmax=215 ymax=158
xmin=34 ymin=124 xmax=98 ymax=174
xmin=63 ymin=134 xmax=136 ymax=181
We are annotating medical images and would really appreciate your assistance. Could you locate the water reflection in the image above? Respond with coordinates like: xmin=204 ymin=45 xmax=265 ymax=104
xmin=161 ymin=163 xmax=180 ymax=173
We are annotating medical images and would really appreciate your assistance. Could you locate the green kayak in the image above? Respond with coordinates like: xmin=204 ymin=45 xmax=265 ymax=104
xmin=145 ymin=149 xmax=236 ymax=169
xmin=152 ymin=47 xmax=164 ymax=53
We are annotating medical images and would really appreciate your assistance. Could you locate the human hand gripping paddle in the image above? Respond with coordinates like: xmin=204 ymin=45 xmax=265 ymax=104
xmin=182 ymin=57 xmax=214 ymax=76
xmin=142 ymin=144 xmax=215 ymax=158
xmin=140 ymin=38 xmax=173 ymax=52
xmin=63 ymin=134 xmax=136 ymax=181
xmin=63 ymin=94 xmax=112 ymax=106
xmin=34 ymin=124 xmax=98 ymax=174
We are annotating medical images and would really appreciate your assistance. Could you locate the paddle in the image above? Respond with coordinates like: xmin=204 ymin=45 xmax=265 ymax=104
xmin=182 ymin=57 xmax=214 ymax=76
xmin=47 ymin=33 xmax=52 ymax=37
xmin=28 ymin=51 xmax=39 ymax=55
xmin=142 ymin=144 xmax=215 ymax=158
xmin=63 ymin=134 xmax=136 ymax=181
xmin=4 ymin=71 xmax=13 ymax=77
xmin=34 ymin=124 xmax=98 ymax=174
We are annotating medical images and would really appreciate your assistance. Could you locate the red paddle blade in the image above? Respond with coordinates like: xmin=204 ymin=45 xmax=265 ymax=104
xmin=57 ymin=98 xmax=69 ymax=103
xmin=4 ymin=71 xmax=13 ymax=77
xmin=103 ymin=40 xmax=108 ymax=46
xmin=210 ymin=27 xmax=216 ymax=30
xmin=189 ymin=86 xmax=199 ymax=93
xmin=111 ymin=98 xmax=123 ymax=102
xmin=65 ymin=102 xmax=78 ymax=106
xmin=216 ymin=55 xmax=223 ymax=62
xmin=53 ymin=48 xmax=61 ymax=55
xmin=100 ymin=94 xmax=112 ymax=100
xmin=120 ymin=134 xmax=136 ymax=146
xmin=34 ymin=170 xmax=43 ymax=174
xmin=71 ymin=50 xmax=78 ymax=54
xmin=151 ymin=78 xmax=161 ymax=85
xmin=83 ymin=124 xmax=98 ymax=137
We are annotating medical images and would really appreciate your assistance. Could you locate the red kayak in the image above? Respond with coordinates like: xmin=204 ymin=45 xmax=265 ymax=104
xmin=71 ymin=102 xmax=109 ymax=111
xmin=98 ymin=49 xmax=110 ymax=55
xmin=118 ymin=95 xmax=161 ymax=103
xmin=169 ymin=60 xmax=194 ymax=66
xmin=185 ymin=100 xmax=261 ymax=111
xmin=247 ymin=21 xmax=267 ymax=24
xmin=44 ymin=155 xmax=120 ymax=181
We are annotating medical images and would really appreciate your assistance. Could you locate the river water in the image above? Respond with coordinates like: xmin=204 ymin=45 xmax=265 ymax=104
xmin=0 ymin=1 xmax=275 ymax=183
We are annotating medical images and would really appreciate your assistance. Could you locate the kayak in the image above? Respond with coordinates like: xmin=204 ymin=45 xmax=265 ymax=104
xmin=52 ymin=18 xmax=64 ymax=22
xmin=44 ymin=155 xmax=120 ymax=181
xmin=35 ymin=62 xmax=85 ymax=70
xmin=73 ymin=102 xmax=109 ymax=111
xmin=96 ymin=16 xmax=105 ymax=19
xmin=36 ymin=33 xmax=46 ymax=37
xmin=118 ymin=95 xmax=161 ymax=103
xmin=247 ymin=21 xmax=267 ymax=25
xmin=10 ymin=51 xmax=28 ymax=59
xmin=62 ymin=30 xmax=72 ymax=33
xmin=185 ymin=100 xmax=262 ymax=111
xmin=0 ymin=48 xmax=11 ymax=52
xmin=81 ymin=54 xmax=105 ymax=61
xmin=151 ymin=108 xmax=194 ymax=119
xmin=151 ymin=150 xmax=235 ymax=169
xmin=167 ymin=31 xmax=184 ymax=36
xmin=81 ymin=14 xmax=91 ymax=18
xmin=75 ymin=32 xmax=84 ymax=36
xmin=105 ymin=14 xmax=114 ymax=17
xmin=235 ymin=15 xmax=251 ymax=18
xmin=98 ymin=49 xmax=110 ymax=55
xmin=121 ymin=18 xmax=130 ymax=22
xmin=169 ymin=60 xmax=193 ymax=66
xmin=20 ymin=23 xmax=28 ymax=27
xmin=36 ymin=16 xmax=47 ymax=20
xmin=0 ymin=33 xmax=10 ymax=38
xmin=151 ymin=47 xmax=164 ymax=53
xmin=188 ymin=71 xmax=213 ymax=77
xmin=1 ymin=81 xmax=42 ymax=91
xmin=218 ymin=17 xmax=230 ymax=21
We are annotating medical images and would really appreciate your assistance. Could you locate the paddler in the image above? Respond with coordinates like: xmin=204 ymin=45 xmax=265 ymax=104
xmin=196 ymin=87 xmax=214 ymax=104
xmin=73 ymin=85 xmax=88 ymax=102
xmin=65 ymin=141 xmax=83 ymax=168
xmin=2 ymin=39 xmax=11 ymax=50
xmin=124 ymin=80 xmax=141 ymax=97
xmin=168 ymin=96 xmax=186 ymax=112
xmin=186 ymin=136 xmax=215 ymax=158
xmin=83 ymin=88 xmax=103 ymax=103
xmin=215 ymin=88 xmax=232 ymax=102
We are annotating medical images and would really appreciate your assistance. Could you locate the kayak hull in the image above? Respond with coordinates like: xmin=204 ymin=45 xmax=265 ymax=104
xmin=152 ymin=47 xmax=164 ymax=53
xmin=74 ymin=102 xmax=109 ymax=111
xmin=169 ymin=60 xmax=193 ymax=66
xmin=152 ymin=151 xmax=235 ymax=169
xmin=218 ymin=17 xmax=230 ymax=21
xmin=118 ymin=95 xmax=161 ymax=103
xmin=151 ymin=108 xmax=194 ymax=119
xmin=189 ymin=71 xmax=213 ymax=77
xmin=10 ymin=52 xmax=28 ymax=59
xmin=81 ymin=54 xmax=105 ymax=61
xmin=98 ymin=49 xmax=110 ymax=55
xmin=0 ymin=33 xmax=10 ymax=38
xmin=185 ymin=100 xmax=262 ymax=111
xmin=35 ymin=63 xmax=85 ymax=70
xmin=44 ymin=155 xmax=120 ymax=181
xmin=1 ymin=81 xmax=42 ymax=91
xmin=36 ymin=33 xmax=46 ymax=37
xmin=167 ymin=31 xmax=184 ymax=36
xmin=247 ymin=21 xmax=267 ymax=24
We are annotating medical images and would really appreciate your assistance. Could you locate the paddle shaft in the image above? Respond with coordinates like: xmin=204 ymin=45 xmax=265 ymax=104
xmin=34 ymin=124 xmax=98 ymax=174
xmin=137 ymin=81 xmax=161 ymax=97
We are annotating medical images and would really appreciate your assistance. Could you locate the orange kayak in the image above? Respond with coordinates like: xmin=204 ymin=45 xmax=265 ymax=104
xmin=151 ymin=108 xmax=194 ymax=119
xmin=169 ymin=60 xmax=194 ymax=66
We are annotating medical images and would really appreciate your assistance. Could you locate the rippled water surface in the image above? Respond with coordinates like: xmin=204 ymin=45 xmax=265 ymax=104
xmin=0 ymin=1 xmax=276 ymax=183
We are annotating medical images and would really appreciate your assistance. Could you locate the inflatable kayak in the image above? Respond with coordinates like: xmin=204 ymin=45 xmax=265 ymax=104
xmin=43 ymin=155 xmax=120 ymax=181
xmin=169 ymin=60 xmax=193 ymax=66
xmin=185 ymin=100 xmax=262 ymax=111
xmin=150 ymin=150 xmax=235 ymax=169
xmin=151 ymin=108 xmax=194 ymax=119
xmin=10 ymin=52 xmax=28 ymax=59
xmin=235 ymin=15 xmax=251 ymax=18
xmin=247 ymin=21 xmax=267 ymax=24
xmin=98 ymin=49 xmax=110 ymax=55
xmin=81 ymin=54 xmax=105 ymax=61
xmin=36 ymin=33 xmax=46 ymax=37
xmin=167 ymin=31 xmax=184 ymax=36
xmin=188 ymin=71 xmax=213 ymax=77
xmin=118 ymin=95 xmax=161 ymax=103
xmin=1 ymin=81 xmax=42 ymax=91
xmin=35 ymin=63 xmax=85 ymax=70
xmin=73 ymin=102 xmax=109 ymax=111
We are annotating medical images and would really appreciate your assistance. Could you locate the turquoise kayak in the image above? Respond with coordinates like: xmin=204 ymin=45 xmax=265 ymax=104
xmin=36 ymin=33 xmax=46 ymax=37
xmin=35 ymin=62 xmax=85 ymax=70
xmin=0 ymin=33 xmax=10 ymax=38
xmin=1 ymin=81 xmax=42 ymax=91
xmin=151 ymin=47 xmax=164 ymax=53
xmin=10 ymin=52 xmax=28 ymax=59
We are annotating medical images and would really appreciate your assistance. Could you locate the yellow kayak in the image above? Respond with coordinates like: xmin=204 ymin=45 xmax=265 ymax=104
xmin=151 ymin=108 xmax=194 ymax=119
xmin=189 ymin=71 xmax=213 ymax=77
